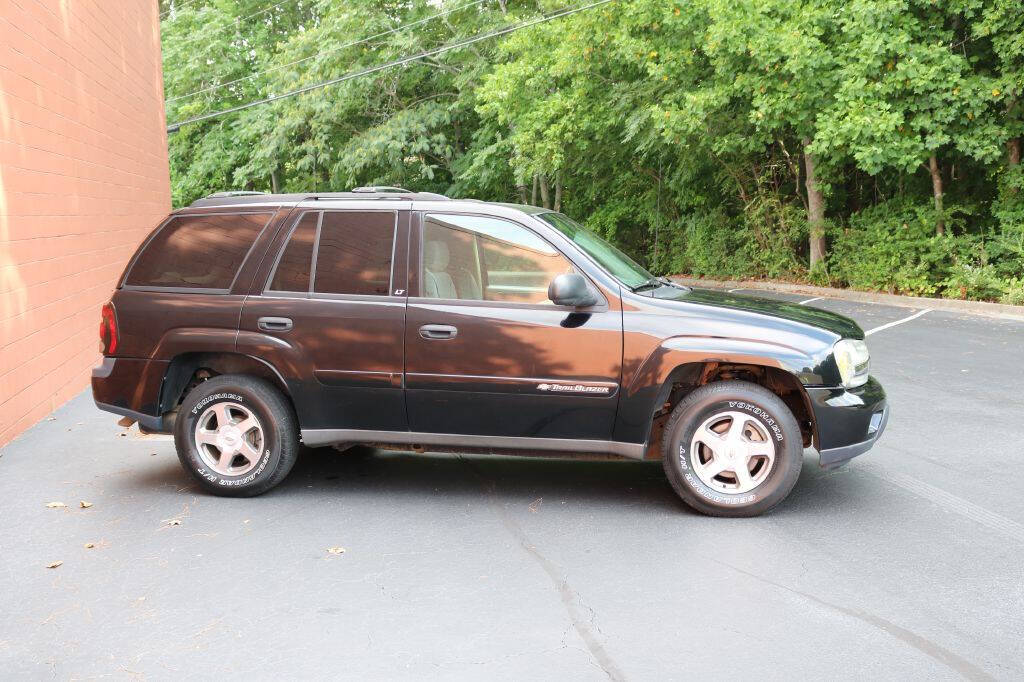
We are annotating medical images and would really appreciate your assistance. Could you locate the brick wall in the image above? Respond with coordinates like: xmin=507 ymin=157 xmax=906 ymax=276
xmin=0 ymin=0 xmax=171 ymax=446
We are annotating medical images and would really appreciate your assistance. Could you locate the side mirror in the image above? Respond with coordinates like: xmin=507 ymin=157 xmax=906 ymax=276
xmin=548 ymin=273 xmax=598 ymax=308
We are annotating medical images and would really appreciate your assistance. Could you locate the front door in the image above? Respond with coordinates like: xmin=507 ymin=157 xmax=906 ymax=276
xmin=239 ymin=207 xmax=409 ymax=432
xmin=404 ymin=212 xmax=622 ymax=440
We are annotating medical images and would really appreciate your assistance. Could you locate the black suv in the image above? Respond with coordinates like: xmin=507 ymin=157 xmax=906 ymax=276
xmin=93 ymin=188 xmax=888 ymax=516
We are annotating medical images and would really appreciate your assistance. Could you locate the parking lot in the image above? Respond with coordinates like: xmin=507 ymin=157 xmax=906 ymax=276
xmin=2 ymin=289 xmax=1022 ymax=680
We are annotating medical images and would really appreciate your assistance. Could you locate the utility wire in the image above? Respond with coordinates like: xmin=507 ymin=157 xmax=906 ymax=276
xmin=167 ymin=0 xmax=296 ymax=47
xmin=167 ymin=0 xmax=489 ymax=104
xmin=166 ymin=0 xmax=615 ymax=132
xmin=160 ymin=0 xmax=205 ymax=19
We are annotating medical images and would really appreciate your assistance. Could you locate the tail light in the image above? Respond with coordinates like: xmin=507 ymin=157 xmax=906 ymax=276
xmin=100 ymin=302 xmax=118 ymax=355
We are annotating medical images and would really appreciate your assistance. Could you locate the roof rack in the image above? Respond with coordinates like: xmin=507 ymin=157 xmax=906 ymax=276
xmin=350 ymin=186 xmax=411 ymax=193
xmin=205 ymin=190 xmax=269 ymax=198
xmin=188 ymin=187 xmax=450 ymax=208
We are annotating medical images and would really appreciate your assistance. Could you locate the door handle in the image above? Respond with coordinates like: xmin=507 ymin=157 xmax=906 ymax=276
xmin=258 ymin=316 xmax=293 ymax=332
xmin=419 ymin=324 xmax=458 ymax=340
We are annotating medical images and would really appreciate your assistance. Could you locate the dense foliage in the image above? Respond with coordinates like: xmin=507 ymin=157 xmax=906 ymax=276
xmin=161 ymin=0 xmax=1024 ymax=302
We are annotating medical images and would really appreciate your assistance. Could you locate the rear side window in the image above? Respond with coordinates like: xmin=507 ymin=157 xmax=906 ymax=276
xmin=313 ymin=211 xmax=395 ymax=296
xmin=125 ymin=212 xmax=271 ymax=290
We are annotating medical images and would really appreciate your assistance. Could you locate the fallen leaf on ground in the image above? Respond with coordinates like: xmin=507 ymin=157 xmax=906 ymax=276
xmin=45 ymin=561 xmax=63 ymax=569
xmin=327 ymin=547 xmax=346 ymax=555
xmin=84 ymin=542 xmax=95 ymax=549
xmin=45 ymin=502 xmax=66 ymax=509
xmin=162 ymin=518 xmax=182 ymax=527
xmin=79 ymin=501 xmax=92 ymax=509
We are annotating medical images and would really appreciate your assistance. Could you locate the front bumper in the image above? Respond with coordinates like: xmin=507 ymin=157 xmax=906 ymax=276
xmin=806 ymin=376 xmax=889 ymax=468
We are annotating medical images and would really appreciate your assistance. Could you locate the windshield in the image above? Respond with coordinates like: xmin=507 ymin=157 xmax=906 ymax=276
xmin=537 ymin=212 xmax=654 ymax=289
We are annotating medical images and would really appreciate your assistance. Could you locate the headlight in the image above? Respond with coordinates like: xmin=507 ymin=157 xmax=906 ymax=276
xmin=833 ymin=339 xmax=870 ymax=388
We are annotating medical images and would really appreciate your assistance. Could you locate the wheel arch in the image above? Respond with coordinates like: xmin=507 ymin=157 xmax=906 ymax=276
xmin=159 ymin=351 xmax=291 ymax=417
xmin=624 ymin=355 xmax=819 ymax=460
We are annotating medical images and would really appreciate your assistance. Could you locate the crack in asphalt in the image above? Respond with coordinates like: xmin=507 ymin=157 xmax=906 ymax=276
xmin=861 ymin=463 xmax=1024 ymax=544
xmin=459 ymin=456 xmax=626 ymax=682
xmin=708 ymin=557 xmax=994 ymax=681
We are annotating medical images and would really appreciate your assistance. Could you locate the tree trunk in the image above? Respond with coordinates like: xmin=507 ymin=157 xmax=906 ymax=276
xmin=553 ymin=171 xmax=562 ymax=212
xmin=802 ymin=138 xmax=827 ymax=268
xmin=270 ymin=169 xmax=280 ymax=194
xmin=928 ymin=154 xmax=945 ymax=235
xmin=516 ymin=182 xmax=528 ymax=204
xmin=531 ymin=174 xmax=539 ymax=206
xmin=539 ymin=174 xmax=551 ymax=209
xmin=1010 ymin=138 xmax=1021 ymax=196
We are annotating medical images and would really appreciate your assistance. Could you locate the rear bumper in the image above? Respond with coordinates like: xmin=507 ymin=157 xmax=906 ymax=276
xmin=806 ymin=377 xmax=889 ymax=468
xmin=91 ymin=357 xmax=168 ymax=432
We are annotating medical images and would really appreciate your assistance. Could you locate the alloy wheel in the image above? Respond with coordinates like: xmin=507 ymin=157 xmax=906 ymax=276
xmin=689 ymin=411 xmax=777 ymax=495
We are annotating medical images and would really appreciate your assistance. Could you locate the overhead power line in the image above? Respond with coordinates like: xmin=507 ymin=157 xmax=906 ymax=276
xmin=167 ymin=0 xmax=615 ymax=133
xmin=167 ymin=0 xmax=489 ymax=104
xmin=160 ymin=0 xmax=205 ymax=19
xmin=167 ymin=0 xmax=296 ymax=47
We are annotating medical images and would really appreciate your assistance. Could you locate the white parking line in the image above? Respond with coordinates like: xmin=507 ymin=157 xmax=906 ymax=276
xmin=798 ymin=296 xmax=823 ymax=305
xmin=727 ymin=288 xmax=745 ymax=293
xmin=864 ymin=309 xmax=932 ymax=336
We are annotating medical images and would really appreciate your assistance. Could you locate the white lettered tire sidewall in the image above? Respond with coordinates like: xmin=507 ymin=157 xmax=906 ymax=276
xmin=174 ymin=375 xmax=299 ymax=497
xmin=662 ymin=381 xmax=803 ymax=517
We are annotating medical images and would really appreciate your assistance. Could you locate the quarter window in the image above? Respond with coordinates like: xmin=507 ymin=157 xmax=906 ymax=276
xmin=125 ymin=213 xmax=271 ymax=290
xmin=313 ymin=211 xmax=396 ymax=296
xmin=422 ymin=214 xmax=573 ymax=304
xmin=268 ymin=212 xmax=319 ymax=292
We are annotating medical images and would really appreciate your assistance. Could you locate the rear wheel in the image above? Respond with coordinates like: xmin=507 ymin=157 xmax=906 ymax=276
xmin=661 ymin=380 xmax=803 ymax=517
xmin=174 ymin=375 xmax=298 ymax=497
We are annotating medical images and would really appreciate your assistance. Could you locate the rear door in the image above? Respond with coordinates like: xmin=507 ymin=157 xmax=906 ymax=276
xmin=238 ymin=206 xmax=409 ymax=432
xmin=404 ymin=212 xmax=623 ymax=440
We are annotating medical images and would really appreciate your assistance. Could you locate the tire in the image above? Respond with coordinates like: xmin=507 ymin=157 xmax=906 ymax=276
xmin=174 ymin=375 xmax=299 ymax=497
xmin=661 ymin=380 xmax=803 ymax=517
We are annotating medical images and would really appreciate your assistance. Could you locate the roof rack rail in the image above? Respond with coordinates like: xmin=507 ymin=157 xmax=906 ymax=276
xmin=187 ymin=189 xmax=451 ymax=208
xmin=350 ymin=186 xmax=411 ymax=193
xmin=205 ymin=190 xmax=268 ymax=198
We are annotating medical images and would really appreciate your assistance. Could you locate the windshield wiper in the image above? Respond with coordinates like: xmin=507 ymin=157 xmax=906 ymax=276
xmin=658 ymin=276 xmax=690 ymax=291
xmin=631 ymin=277 xmax=662 ymax=292
xmin=632 ymin=276 xmax=691 ymax=293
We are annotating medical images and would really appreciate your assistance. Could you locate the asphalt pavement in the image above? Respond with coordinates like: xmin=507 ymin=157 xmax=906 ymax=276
xmin=2 ymin=291 xmax=1023 ymax=680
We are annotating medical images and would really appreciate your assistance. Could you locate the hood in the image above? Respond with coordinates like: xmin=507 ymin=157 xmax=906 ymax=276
xmin=649 ymin=285 xmax=864 ymax=339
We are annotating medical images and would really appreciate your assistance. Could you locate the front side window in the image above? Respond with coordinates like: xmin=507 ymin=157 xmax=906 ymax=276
xmin=125 ymin=212 xmax=271 ymax=290
xmin=422 ymin=214 xmax=573 ymax=304
xmin=537 ymin=212 xmax=653 ymax=290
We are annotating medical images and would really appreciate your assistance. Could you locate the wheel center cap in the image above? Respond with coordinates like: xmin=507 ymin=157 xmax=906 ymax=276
xmin=218 ymin=426 xmax=241 ymax=450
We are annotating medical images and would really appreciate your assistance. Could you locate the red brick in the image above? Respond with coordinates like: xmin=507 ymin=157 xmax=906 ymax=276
xmin=0 ymin=0 xmax=170 ymax=447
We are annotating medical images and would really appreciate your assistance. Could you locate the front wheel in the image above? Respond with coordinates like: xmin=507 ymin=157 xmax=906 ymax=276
xmin=662 ymin=381 xmax=803 ymax=517
xmin=174 ymin=375 xmax=299 ymax=497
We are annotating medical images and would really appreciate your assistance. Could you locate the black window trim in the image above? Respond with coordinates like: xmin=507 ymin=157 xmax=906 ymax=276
xmin=120 ymin=209 xmax=277 ymax=294
xmin=413 ymin=210 xmax=607 ymax=310
xmin=262 ymin=208 xmax=399 ymax=300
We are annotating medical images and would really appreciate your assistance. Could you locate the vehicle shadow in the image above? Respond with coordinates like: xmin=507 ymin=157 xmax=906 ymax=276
xmin=131 ymin=446 xmax=875 ymax=518
xmin=278 ymin=447 xmax=873 ymax=517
